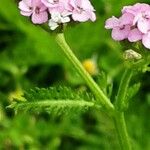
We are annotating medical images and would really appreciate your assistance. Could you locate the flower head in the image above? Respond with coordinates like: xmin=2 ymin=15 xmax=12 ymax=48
xmin=105 ymin=3 xmax=150 ymax=49
xmin=18 ymin=0 xmax=96 ymax=30
xmin=105 ymin=16 xmax=131 ymax=41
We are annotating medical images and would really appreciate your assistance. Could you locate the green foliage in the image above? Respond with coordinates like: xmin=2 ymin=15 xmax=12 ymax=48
xmin=122 ymin=83 xmax=141 ymax=110
xmin=96 ymin=71 xmax=113 ymax=98
xmin=24 ymin=86 xmax=95 ymax=102
xmin=0 ymin=0 xmax=150 ymax=149
xmin=9 ymin=87 xmax=96 ymax=115
xmin=12 ymin=100 xmax=95 ymax=115
xmin=126 ymin=83 xmax=141 ymax=102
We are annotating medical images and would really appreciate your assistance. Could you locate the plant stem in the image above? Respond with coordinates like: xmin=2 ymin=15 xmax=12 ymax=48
xmin=115 ymin=69 xmax=133 ymax=110
xmin=114 ymin=68 xmax=133 ymax=150
xmin=55 ymin=33 xmax=114 ymax=112
xmin=55 ymin=32 xmax=133 ymax=149
xmin=114 ymin=112 xmax=131 ymax=150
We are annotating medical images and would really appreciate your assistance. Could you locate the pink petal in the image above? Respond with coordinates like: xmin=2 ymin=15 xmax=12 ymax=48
xmin=41 ymin=0 xmax=59 ymax=8
xmin=128 ymin=28 xmax=143 ymax=42
xmin=90 ymin=12 xmax=96 ymax=22
xmin=62 ymin=0 xmax=73 ymax=11
xmin=122 ymin=3 xmax=150 ymax=17
xmin=133 ymin=13 xmax=141 ymax=25
xmin=72 ymin=10 xmax=89 ymax=22
xmin=142 ymin=32 xmax=150 ymax=49
xmin=105 ymin=16 xmax=119 ymax=29
xmin=69 ymin=0 xmax=77 ymax=8
xmin=122 ymin=5 xmax=132 ymax=14
xmin=20 ymin=10 xmax=32 ymax=16
xmin=19 ymin=1 xmax=31 ymax=12
xmin=39 ymin=4 xmax=48 ymax=12
xmin=112 ymin=25 xmax=130 ymax=41
xmin=42 ymin=0 xmax=67 ymax=13
xmin=119 ymin=13 xmax=134 ymax=25
xmin=32 ymin=0 xmax=42 ymax=7
xmin=81 ymin=0 xmax=95 ymax=10
xmin=48 ymin=5 xmax=65 ymax=13
xmin=69 ymin=0 xmax=96 ymax=22
xmin=31 ymin=11 xmax=48 ymax=24
xmin=22 ymin=0 xmax=32 ymax=7
xmin=137 ymin=18 xmax=150 ymax=34
xmin=134 ymin=3 xmax=150 ymax=12
xmin=85 ymin=10 xmax=96 ymax=22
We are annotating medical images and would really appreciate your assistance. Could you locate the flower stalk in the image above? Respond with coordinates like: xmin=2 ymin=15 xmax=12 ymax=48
xmin=55 ymin=33 xmax=114 ymax=112
xmin=115 ymin=69 xmax=133 ymax=111
xmin=114 ymin=112 xmax=131 ymax=150
xmin=55 ymin=32 xmax=133 ymax=150
xmin=113 ymin=68 xmax=133 ymax=150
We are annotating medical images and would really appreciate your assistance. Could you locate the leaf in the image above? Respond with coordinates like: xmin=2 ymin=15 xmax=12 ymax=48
xmin=9 ymin=86 xmax=96 ymax=115
xmin=124 ymin=83 xmax=141 ymax=109
xmin=24 ymin=86 xmax=95 ymax=102
xmin=126 ymin=83 xmax=141 ymax=100
xmin=95 ymin=72 xmax=113 ymax=97
xmin=11 ymin=100 xmax=95 ymax=115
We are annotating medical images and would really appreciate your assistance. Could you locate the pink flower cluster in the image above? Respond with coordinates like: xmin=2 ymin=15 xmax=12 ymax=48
xmin=105 ymin=3 xmax=150 ymax=49
xmin=18 ymin=0 xmax=96 ymax=30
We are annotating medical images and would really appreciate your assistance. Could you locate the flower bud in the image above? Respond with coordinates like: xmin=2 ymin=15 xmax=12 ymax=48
xmin=123 ymin=49 xmax=142 ymax=60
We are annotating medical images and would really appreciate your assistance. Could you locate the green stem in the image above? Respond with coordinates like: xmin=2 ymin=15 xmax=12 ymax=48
xmin=114 ymin=112 xmax=131 ymax=150
xmin=55 ymin=32 xmax=132 ymax=149
xmin=55 ymin=33 xmax=114 ymax=112
xmin=115 ymin=69 xmax=133 ymax=111
xmin=114 ymin=68 xmax=133 ymax=150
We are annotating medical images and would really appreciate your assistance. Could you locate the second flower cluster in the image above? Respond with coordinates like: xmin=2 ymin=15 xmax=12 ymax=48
xmin=105 ymin=3 xmax=150 ymax=49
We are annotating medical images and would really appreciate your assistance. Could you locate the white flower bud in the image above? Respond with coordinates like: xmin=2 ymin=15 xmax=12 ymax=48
xmin=123 ymin=49 xmax=142 ymax=60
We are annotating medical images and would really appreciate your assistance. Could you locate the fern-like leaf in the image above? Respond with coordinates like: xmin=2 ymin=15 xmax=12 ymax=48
xmin=11 ymin=100 xmax=94 ymax=115
xmin=9 ymin=86 xmax=96 ymax=115
xmin=123 ymin=83 xmax=141 ymax=109
xmin=126 ymin=83 xmax=141 ymax=101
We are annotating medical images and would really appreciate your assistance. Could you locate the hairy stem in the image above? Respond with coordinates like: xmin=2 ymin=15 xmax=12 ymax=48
xmin=115 ymin=69 xmax=133 ymax=110
xmin=55 ymin=33 xmax=114 ymax=112
xmin=114 ymin=112 xmax=131 ymax=150
xmin=114 ymin=68 xmax=133 ymax=150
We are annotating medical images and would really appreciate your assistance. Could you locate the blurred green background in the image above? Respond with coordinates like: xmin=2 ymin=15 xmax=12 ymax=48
xmin=0 ymin=0 xmax=150 ymax=149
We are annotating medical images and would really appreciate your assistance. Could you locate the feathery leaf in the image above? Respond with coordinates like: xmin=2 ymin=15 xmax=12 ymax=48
xmin=9 ymin=86 xmax=96 ymax=115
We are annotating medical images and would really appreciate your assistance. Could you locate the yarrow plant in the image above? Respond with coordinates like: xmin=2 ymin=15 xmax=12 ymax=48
xmin=105 ymin=3 xmax=150 ymax=49
xmin=10 ymin=1 xmax=150 ymax=150
xmin=19 ymin=0 xmax=96 ymax=30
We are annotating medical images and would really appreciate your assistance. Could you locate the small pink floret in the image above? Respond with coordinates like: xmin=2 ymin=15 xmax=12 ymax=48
xmin=70 ymin=0 xmax=96 ymax=22
xmin=19 ymin=0 xmax=48 ymax=24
